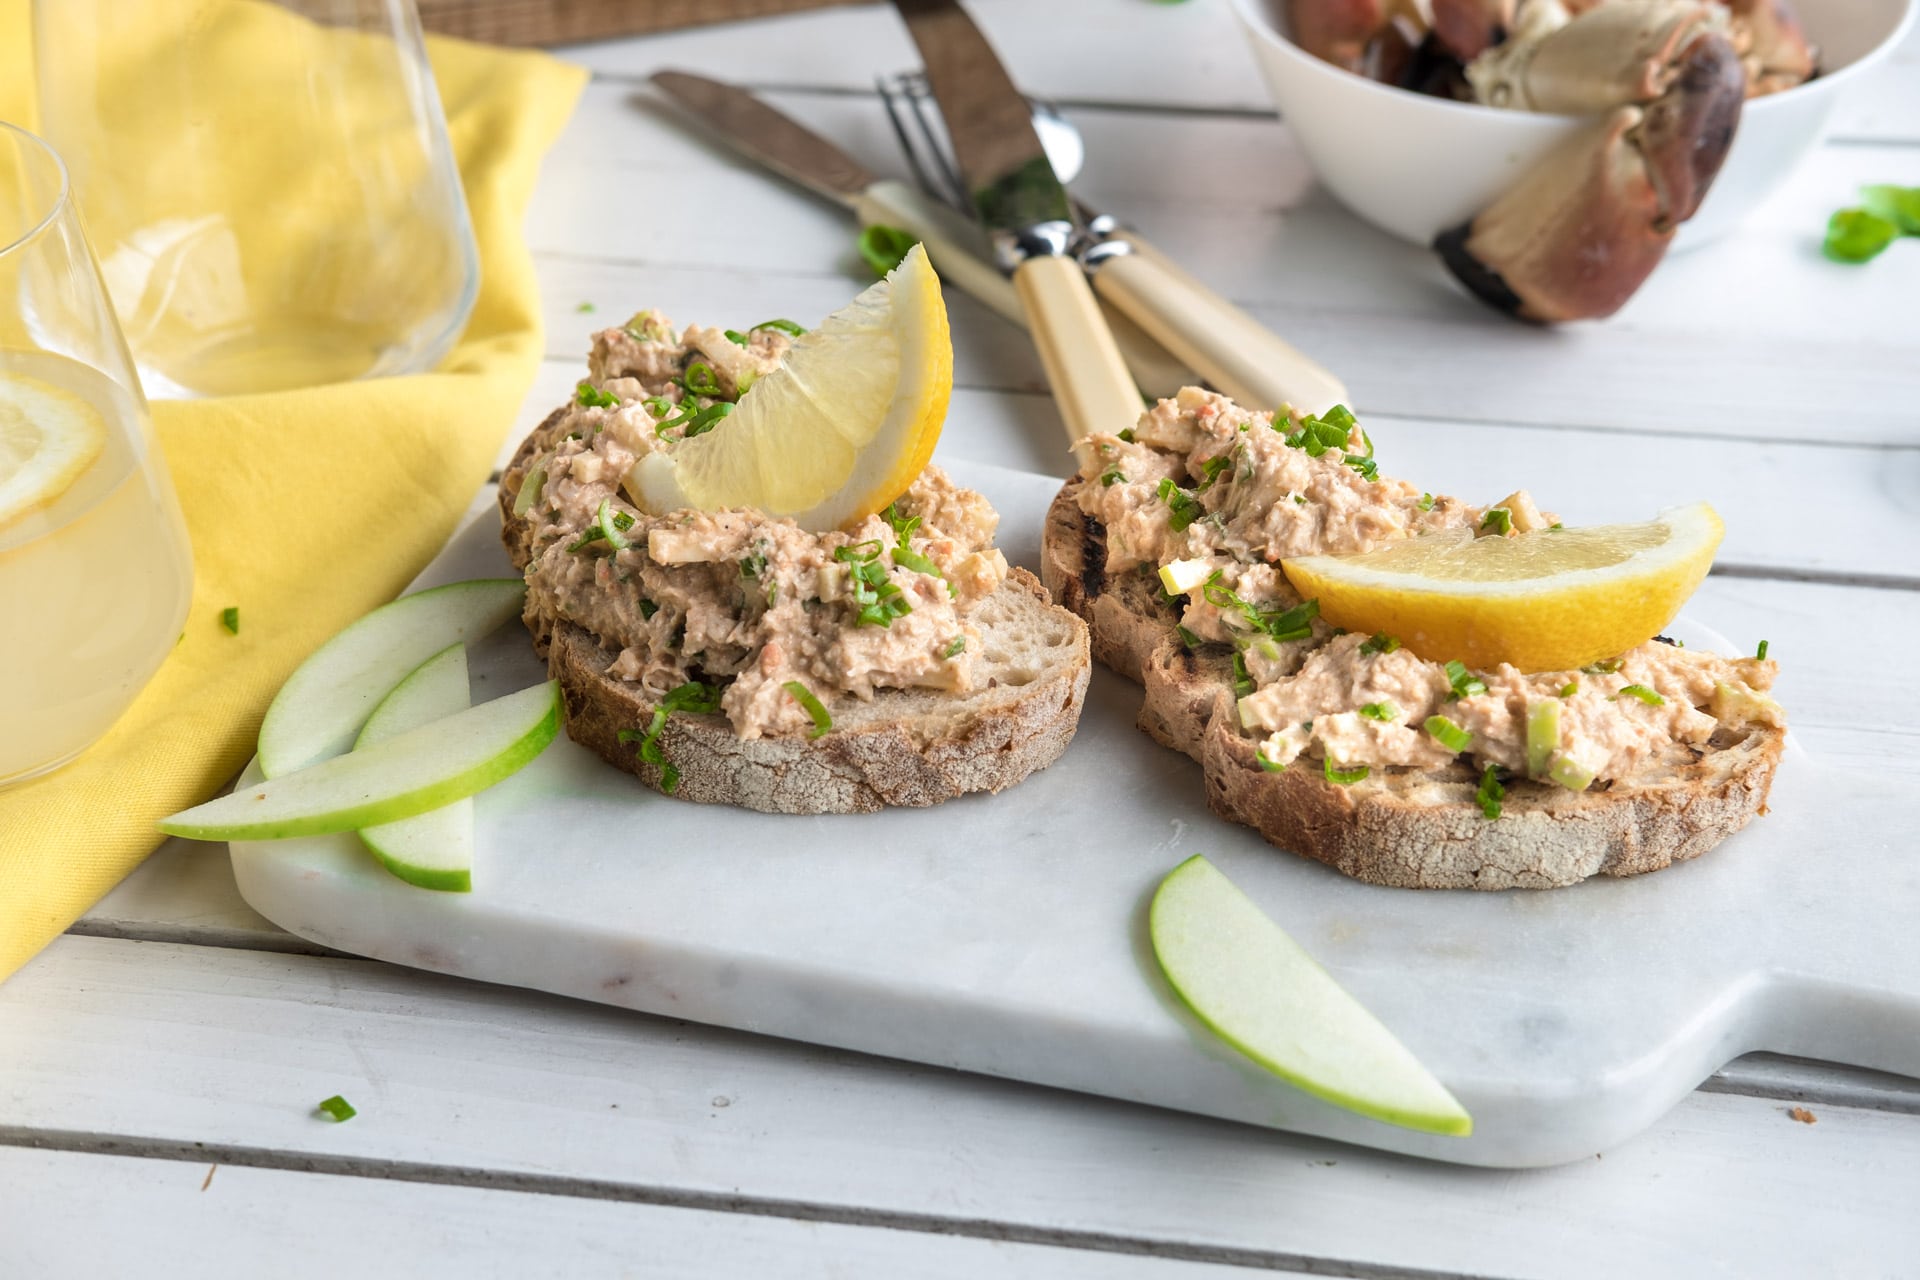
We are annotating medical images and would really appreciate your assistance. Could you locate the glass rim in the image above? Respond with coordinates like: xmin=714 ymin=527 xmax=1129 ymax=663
xmin=0 ymin=120 xmax=73 ymax=263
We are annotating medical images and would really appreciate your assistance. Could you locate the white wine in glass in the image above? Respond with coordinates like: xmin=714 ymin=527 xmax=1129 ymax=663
xmin=0 ymin=123 xmax=194 ymax=786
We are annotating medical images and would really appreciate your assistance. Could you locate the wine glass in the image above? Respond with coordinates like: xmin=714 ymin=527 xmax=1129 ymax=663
xmin=32 ymin=0 xmax=479 ymax=398
xmin=0 ymin=122 xmax=195 ymax=787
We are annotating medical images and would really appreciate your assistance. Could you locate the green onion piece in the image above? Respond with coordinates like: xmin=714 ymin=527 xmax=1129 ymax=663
xmin=1481 ymin=507 xmax=1513 ymax=536
xmin=1359 ymin=632 xmax=1400 ymax=656
xmin=1156 ymin=478 xmax=1203 ymax=532
xmin=1548 ymin=522 xmax=1564 ymax=531
xmin=576 ymin=383 xmax=619 ymax=409
xmin=1293 ymin=494 xmax=1306 ymax=505
xmin=1424 ymin=714 xmax=1471 ymax=753
xmin=641 ymin=394 xmax=675 ymax=418
xmin=1475 ymin=765 xmax=1504 ymax=820
xmin=1100 ymin=467 xmax=1126 ymax=486
xmin=595 ymin=498 xmax=632 ymax=550
xmin=883 ymin=502 xmax=922 ymax=544
xmin=1582 ymin=657 xmax=1623 ymax=675
xmin=620 ymin=680 xmax=723 ymax=795
xmin=1256 ymin=745 xmax=1285 ymax=773
xmin=1862 ymin=184 xmax=1920 ymax=234
xmin=1419 ymin=492 xmax=1435 ymax=512
xmin=739 ymin=554 xmax=767 ymax=580
xmin=833 ymin=539 xmax=912 ymax=627
xmin=783 ymin=681 xmax=832 ymax=739
xmin=1615 ymin=683 xmax=1666 ymax=706
xmin=1231 ymin=651 xmax=1254 ymax=699
xmin=891 ymin=544 xmax=950 ymax=594
xmin=751 ymin=318 xmax=807 ymax=337
xmin=511 ymin=465 xmax=547 ymax=517
xmin=723 ymin=329 xmax=749 ymax=346
xmin=1344 ymin=453 xmax=1379 ymax=482
xmin=1358 ymin=701 xmax=1397 ymax=722
xmin=576 ymin=301 xmax=595 ymax=313
xmin=1176 ymin=625 xmax=1200 ymax=649
xmin=681 ymin=360 xmax=724 ymax=399
xmin=944 ymin=635 xmax=966 ymax=659
xmin=1118 ymin=428 xmax=1136 ymax=443
xmin=1824 ymin=207 xmax=1899 ymax=263
xmin=1445 ymin=660 xmax=1488 ymax=700
xmin=1756 ymin=640 xmax=1770 ymax=660
xmin=316 ymin=1095 xmax=356 ymax=1122
xmin=1196 ymin=455 xmax=1233 ymax=491
xmin=1323 ymin=756 xmax=1369 ymax=786
xmin=856 ymin=224 xmax=917 ymax=278
xmin=565 ymin=526 xmax=607 ymax=553
xmin=1560 ymin=681 xmax=1578 ymax=698
xmin=638 ymin=598 xmax=659 ymax=620
xmin=220 ymin=606 xmax=240 ymax=635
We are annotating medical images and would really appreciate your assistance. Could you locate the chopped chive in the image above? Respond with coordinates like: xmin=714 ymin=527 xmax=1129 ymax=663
xmin=316 ymin=1095 xmax=356 ymax=1122
xmin=1293 ymin=494 xmax=1306 ymax=505
xmin=576 ymin=382 xmax=619 ymax=409
xmin=891 ymin=544 xmax=953 ymax=596
xmin=856 ymin=223 xmax=917 ymax=278
xmin=883 ymin=502 xmax=923 ymax=545
xmin=1424 ymin=715 xmax=1471 ymax=753
xmin=723 ymin=328 xmax=749 ymax=346
xmin=1358 ymin=701 xmax=1397 ymax=722
xmin=595 ymin=498 xmax=633 ymax=551
xmin=565 ymin=526 xmax=607 ymax=553
xmin=1176 ymin=625 xmax=1200 ymax=649
xmin=1582 ymin=657 xmax=1623 ymax=675
xmin=1359 ymin=632 xmax=1400 ymax=656
xmin=1196 ymin=455 xmax=1233 ymax=491
xmin=576 ymin=301 xmax=595 ymax=313
xmin=1156 ymin=478 xmax=1203 ymax=532
xmin=220 ymin=606 xmax=239 ymax=635
xmin=1231 ymin=651 xmax=1254 ymax=699
xmin=1861 ymin=184 xmax=1920 ymax=235
xmin=638 ymin=598 xmax=659 ymax=620
xmin=1100 ymin=467 xmax=1126 ymax=486
xmin=1559 ymin=681 xmax=1578 ymax=698
xmin=620 ymin=680 xmax=722 ymax=795
xmin=1445 ymin=660 xmax=1487 ymax=700
xmin=1256 ymin=745 xmax=1285 ymax=773
xmin=681 ymin=360 xmax=724 ymax=399
xmin=1118 ymin=428 xmax=1136 ymax=443
xmin=1419 ymin=492 xmax=1435 ymax=512
xmin=783 ymin=681 xmax=832 ymax=739
xmin=1615 ymin=683 xmax=1666 ymax=706
xmin=641 ymin=394 xmax=675 ymax=418
xmin=833 ymin=539 xmax=912 ymax=627
xmin=1480 ymin=507 xmax=1513 ymax=536
xmin=944 ymin=635 xmax=966 ymax=659
xmin=1824 ymin=207 xmax=1899 ymax=264
xmin=751 ymin=318 xmax=807 ymax=337
xmin=1475 ymin=765 xmax=1504 ymax=820
xmin=1757 ymin=639 xmax=1770 ymax=660
xmin=1323 ymin=756 xmax=1369 ymax=786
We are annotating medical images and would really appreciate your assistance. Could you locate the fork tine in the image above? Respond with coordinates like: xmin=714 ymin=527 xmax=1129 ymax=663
xmin=904 ymin=73 xmax=972 ymax=212
xmin=875 ymin=74 xmax=949 ymax=211
xmin=877 ymin=71 xmax=973 ymax=214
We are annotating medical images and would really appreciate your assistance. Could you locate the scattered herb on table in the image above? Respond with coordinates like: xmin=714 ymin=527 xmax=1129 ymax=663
xmin=1860 ymin=185 xmax=1920 ymax=235
xmin=1824 ymin=208 xmax=1899 ymax=263
xmin=316 ymin=1095 xmax=356 ymax=1122
xmin=220 ymin=607 xmax=239 ymax=635
xmin=576 ymin=301 xmax=596 ymax=313
xmin=857 ymin=224 xmax=917 ymax=278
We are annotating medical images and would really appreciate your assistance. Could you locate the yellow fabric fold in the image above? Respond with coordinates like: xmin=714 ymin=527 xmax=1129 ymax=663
xmin=0 ymin=2 xmax=587 ymax=980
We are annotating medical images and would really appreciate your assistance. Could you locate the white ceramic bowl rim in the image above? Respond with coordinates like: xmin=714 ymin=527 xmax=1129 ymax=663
xmin=1229 ymin=0 xmax=1920 ymax=126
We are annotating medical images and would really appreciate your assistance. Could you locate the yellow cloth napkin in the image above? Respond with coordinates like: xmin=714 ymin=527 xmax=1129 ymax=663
xmin=0 ymin=3 xmax=587 ymax=981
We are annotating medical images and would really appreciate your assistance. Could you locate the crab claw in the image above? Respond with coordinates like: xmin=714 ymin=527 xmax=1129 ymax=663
xmin=1722 ymin=0 xmax=1817 ymax=94
xmin=1287 ymin=0 xmax=1391 ymax=72
xmin=1437 ymin=4 xmax=1745 ymax=321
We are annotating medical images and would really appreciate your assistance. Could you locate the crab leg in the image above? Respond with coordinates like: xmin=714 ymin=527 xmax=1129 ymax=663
xmin=1436 ymin=0 xmax=1746 ymax=322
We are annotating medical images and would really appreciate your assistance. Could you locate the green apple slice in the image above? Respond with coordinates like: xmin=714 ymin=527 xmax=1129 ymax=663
xmin=1149 ymin=855 xmax=1472 ymax=1137
xmin=257 ymin=578 xmax=525 ymax=777
xmin=355 ymin=644 xmax=475 ymax=892
xmin=161 ymin=681 xmax=560 ymax=842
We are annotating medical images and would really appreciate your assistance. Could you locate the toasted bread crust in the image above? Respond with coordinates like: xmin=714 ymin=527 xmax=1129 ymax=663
xmin=1044 ymin=480 xmax=1786 ymax=889
xmin=499 ymin=429 xmax=1090 ymax=815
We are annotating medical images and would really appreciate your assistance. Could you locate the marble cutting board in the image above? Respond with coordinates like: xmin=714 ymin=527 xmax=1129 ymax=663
xmin=230 ymin=459 xmax=1920 ymax=1168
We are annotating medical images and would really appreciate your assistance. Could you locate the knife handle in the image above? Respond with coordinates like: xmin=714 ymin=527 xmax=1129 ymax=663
xmin=1011 ymin=253 xmax=1142 ymax=468
xmin=1090 ymin=238 xmax=1349 ymax=416
xmin=853 ymin=180 xmax=1196 ymax=403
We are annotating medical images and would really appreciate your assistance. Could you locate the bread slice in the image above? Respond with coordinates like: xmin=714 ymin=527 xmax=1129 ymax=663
xmin=1042 ymin=480 xmax=1787 ymax=890
xmin=499 ymin=430 xmax=1091 ymax=815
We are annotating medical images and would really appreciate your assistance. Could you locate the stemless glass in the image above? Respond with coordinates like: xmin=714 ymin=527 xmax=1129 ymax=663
xmin=32 ymin=0 xmax=478 ymax=398
xmin=0 ymin=122 xmax=195 ymax=786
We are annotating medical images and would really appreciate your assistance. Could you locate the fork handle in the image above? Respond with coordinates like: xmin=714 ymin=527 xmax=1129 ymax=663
xmin=1011 ymin=253 xmax=1142 ymax=468
xmin=1090 ymin=240 xmax=1349 ymax=416
xmin=853 ymin=180 xmax=1195 ymax=402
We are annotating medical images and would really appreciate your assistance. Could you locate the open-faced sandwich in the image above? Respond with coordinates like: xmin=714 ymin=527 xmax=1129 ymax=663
xmin=499 ymin=247 xmax=1090 ymax=814
xmin=1044 ymin=387 xmax=1784 ymax=889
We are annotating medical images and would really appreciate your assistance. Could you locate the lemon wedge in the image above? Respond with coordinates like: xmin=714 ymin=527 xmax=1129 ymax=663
xmin=626 ymin=243 xmax=952 ymax=531
xmin=0 ymin=369 xmax=107 ymax=531
xmin=1281 ymin=503 xmax=1724 ymax=673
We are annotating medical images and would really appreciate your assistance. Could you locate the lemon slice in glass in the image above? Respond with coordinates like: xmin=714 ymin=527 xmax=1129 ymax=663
xmin=0 ymin=369 xmax=107 ymax=531
xmin=626 ymin=243 xmax=952 ymax=531
xmin=1281 ymin=503 xmax=1724 ymax=673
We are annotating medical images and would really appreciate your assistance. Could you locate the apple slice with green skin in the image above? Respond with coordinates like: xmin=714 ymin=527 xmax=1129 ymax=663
xmin=1149 ymin=855 xmax=1473 ymax=1137
xmin=160 ymin=681 xmax=560 ymax=842
xmin=355 ymin=643 xmax=475 ymax=893
xmin=257 ymin=578 xmax=525 ymax=778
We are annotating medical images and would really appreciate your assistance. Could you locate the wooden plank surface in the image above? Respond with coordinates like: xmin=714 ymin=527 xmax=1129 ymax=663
xmin=5 ymin=936 xmax=1918 ymax=1278
xmin=0 ymin=1147 xmax=1287 ymax=1280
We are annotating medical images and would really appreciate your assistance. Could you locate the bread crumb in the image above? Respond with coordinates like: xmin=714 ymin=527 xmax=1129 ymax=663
xmin=1788 ymin=1106 xmax=1817 ymax=1125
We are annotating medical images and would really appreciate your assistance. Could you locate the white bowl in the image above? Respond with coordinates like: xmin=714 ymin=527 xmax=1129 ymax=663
xmin=1230 ymin=0 xmax=1917 ymax=248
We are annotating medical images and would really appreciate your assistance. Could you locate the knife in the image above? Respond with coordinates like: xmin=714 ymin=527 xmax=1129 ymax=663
xmin=890 ymin=0 xmax=1143 ymax=462
xmin=648 ymin=71 xmax=1194 ymax=402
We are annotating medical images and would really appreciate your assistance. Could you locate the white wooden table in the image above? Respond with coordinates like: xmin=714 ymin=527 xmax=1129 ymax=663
xmin=6 ymin=3 xmax=1919 ymax=1274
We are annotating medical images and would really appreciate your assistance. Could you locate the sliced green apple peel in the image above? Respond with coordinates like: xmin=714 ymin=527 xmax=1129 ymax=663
xmin=355 ymin=643 xmax=477 ymax=893
xmin=1148 ymin=855 xmax=1472 ymax=1137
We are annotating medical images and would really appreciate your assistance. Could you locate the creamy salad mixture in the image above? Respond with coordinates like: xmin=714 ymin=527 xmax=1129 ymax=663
xmin=507 ymin=313 xmax=1008 ymax=740
xmin=1077 ymin=387 xmax=1781 ymax=788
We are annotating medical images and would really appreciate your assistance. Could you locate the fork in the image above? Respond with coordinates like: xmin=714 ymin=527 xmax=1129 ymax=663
xmin=878 ymin=72 xmax=1349 ymax=416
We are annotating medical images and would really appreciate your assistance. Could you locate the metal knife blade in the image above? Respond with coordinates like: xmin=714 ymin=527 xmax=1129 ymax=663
xmin=891 ymin=0 xmax=1073 ymax=247
xmin=650 ymin=71 xmax=876 ymax=207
